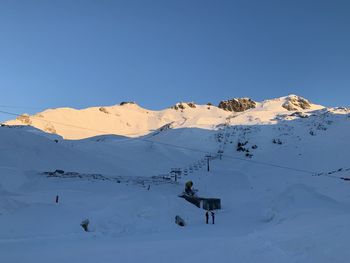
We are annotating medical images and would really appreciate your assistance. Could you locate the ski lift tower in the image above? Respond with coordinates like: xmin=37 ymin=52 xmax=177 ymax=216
xmin=170 ymin=168 xmax=182 ymax=182
xmin=217 ymin=150 xmax=224 ymax=160
xmin=205 ymin=154 xmax=212 ymax=172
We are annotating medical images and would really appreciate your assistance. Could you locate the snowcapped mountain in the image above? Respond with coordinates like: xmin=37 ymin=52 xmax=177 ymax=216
xmin=4 ymin=94 xmax=349 ymax=177
xmin=5 ymin=95 xmax=325 ymax=139
xmin=2 ymin=94 xmax=350 ymax=263
xmin=5 ymin=101 xmax=229 ymax=139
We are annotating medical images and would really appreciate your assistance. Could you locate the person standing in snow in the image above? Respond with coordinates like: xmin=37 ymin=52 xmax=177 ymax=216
xmin=211 ymin=211 xmax=215 ymax=224
xmin=185 ymin=181 xmax=194 ymax=196
xmin=205 ymin=211 xmax=209 ymax=224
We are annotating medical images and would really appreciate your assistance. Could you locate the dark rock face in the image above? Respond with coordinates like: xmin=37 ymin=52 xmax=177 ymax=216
xmin=99 ymin=107 xmax=109 ymax=114
xmin=80 ymin=219 xmax=90 ymax=232
xmin=218 ymin=98 xmax=256 ymax=112
xmin=120 ymin=101 xmax=136 ymax=106
xmin=171 ymin=102 xmax=196 ymax=110
xmin=282 ymin=96 xmax=311 ymax=111
xmin=187 ymin=102 xmax=196 ymax=108
xmin=175 ymin=215 xmax=185 ymax=226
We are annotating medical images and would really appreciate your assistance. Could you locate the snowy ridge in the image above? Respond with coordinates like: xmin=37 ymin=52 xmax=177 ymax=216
xmin=5 ymin=95 xmax=324 ymax=139
xmin=5 ymin=101 xmax=229 ymax=139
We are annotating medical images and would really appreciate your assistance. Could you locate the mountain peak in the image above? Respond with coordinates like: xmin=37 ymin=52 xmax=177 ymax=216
xmin=4 ymin=94 xmax=328 ymax=139
xmin=218 ymin=98 xmax=256 ymax=112
xmin=282 ymin=95 xmax=312 ymax=111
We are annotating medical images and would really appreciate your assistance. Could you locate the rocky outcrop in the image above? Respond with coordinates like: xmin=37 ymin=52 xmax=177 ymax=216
xmin=282 ymin=96 xmax=311 ymax=111
xmin=218 ymin=98 xmax=256 ymax=112
xmin=43 ymin=123 xmax=57 ymax=134
xmin=99 ymin=107 xmax=109 ymax=114
xmin=290 ymin=111 xmax=309 ymax=118
xmin=175 ymin=215 xmax=185 ymax=227
xmin=16 ymin=114 xmax=32 ymax=125
xmin=120 ymin=101 xmax=136 ymax=106
xmin=187 ymin=102 xmax=196 ymax=108
xmin=171 ymin=102 xmax=196 ymax=110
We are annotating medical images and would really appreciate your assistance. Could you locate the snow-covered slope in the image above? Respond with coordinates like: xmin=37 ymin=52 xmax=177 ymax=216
xmin=4 ymin=95 xmax=323 ymax=140
xmin=5 ymin=102 xmax=231 ymax=139
xmin=2 ymin=95 xmax=350 ymax=263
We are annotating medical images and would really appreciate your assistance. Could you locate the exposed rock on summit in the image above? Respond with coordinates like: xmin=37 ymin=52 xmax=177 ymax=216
xmin=120 ymin=101 xmax=136 ymax=106
xmin=282 ymin=96 xmax=311 ymax=111
xmin=218 ymin=98 xmax=256 ymax=112
xmin=171 ymin=102 xmax=197 ymax=110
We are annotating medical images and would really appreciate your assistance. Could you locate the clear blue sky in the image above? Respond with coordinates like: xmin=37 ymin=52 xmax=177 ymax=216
xmin=0 ymin=0 xmax=349 ymax=121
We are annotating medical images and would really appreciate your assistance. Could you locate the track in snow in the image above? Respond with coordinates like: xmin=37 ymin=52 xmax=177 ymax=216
xmin=43 ymin=171 xmax=177 ymax=187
